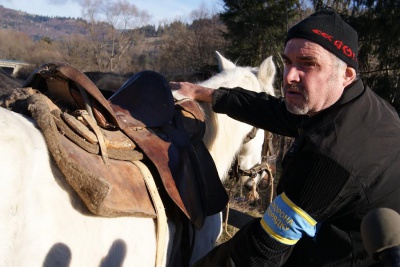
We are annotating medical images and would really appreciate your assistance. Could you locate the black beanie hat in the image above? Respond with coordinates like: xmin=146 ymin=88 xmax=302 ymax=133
xmin=286 ymin=9 xmax=358 ymax=72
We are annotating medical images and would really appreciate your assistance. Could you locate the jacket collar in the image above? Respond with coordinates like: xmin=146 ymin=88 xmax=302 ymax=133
xmin=335 ymin=78 xmax=364 ymax=106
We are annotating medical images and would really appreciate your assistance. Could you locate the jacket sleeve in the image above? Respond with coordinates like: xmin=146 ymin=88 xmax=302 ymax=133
xmin=193 ymin=138 xmax=355 ymax=267
xmin=212 ymin=87 xmax=302 ymax=137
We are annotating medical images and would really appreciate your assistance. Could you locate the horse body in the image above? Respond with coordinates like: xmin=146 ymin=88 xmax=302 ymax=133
xmin=0 ymin=108 xmax=172 ymax=266
xmin=0 ymin=52 xmax=275 ymax=266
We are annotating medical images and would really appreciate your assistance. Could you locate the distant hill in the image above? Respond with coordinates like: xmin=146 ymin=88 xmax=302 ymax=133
xmin=0 ymin=5 xmax=89 ymax=40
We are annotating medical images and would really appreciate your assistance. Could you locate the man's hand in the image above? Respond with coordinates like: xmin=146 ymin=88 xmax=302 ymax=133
xmin=192 ymin=239 xmax=235 ymax=267
xmin=169 ymin=81 xmax=214 ymax=103
xmin=192 ymin=218 xmax=287 ymax=267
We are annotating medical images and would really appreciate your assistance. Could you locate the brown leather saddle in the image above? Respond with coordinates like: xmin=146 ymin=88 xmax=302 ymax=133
xmin=19 ymin=62 xmax=228 ymax=229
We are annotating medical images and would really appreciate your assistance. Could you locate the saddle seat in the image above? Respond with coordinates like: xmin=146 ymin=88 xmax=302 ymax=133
xmin=10 ymin=62 xmax=228 ymax=229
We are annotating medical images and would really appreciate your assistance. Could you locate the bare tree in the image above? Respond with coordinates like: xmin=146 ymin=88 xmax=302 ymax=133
xmin=159 ymin=5 xmax=227 ymax=80
xmin=58 ymin=34 xmax=95 ymax=71
xmin=0 ymin=29 xmax=33 ymax=61
xmin=189 ymin=6 xmax=228 ymax=73
xmin=159 ymin=21 xmax=194 ymax=78
xmin=81 ymin=0 xmax=150 ymax=72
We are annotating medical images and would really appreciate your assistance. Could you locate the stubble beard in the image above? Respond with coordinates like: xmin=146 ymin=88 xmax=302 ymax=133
xmin=284 ymin=84 xmax=310 ymax=115
xmin=286 ymin=102 xmax=309 ymax=115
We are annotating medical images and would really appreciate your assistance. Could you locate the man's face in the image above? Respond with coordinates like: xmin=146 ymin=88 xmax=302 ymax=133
xmin=282 ymin=38 xmax=347 ymax=116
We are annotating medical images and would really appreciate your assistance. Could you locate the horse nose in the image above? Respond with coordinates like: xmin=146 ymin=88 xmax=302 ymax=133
xmin=244 ymin=177 xmax=255 ymax=191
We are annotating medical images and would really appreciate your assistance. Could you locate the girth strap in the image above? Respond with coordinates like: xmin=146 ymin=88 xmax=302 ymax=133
xmin=133 ymin=161 xmax=167 ymax=267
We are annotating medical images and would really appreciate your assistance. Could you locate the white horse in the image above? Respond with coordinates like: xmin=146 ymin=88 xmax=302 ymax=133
xmin=0 ymin=107 xmax=172 ymax=267
xmin=178 ymin=51 xmax=276 ymax=264
xmin=0 ymin=52 xmax=276 ymax=267
xmin=201 ymin=52 xmax=276 ymax=182
xmin=202 ymin=52 xmax=276 ymax=203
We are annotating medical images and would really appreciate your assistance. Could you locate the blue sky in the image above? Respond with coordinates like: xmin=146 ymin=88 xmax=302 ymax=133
xmin=2 ymin=0 xmax=224 ymax=25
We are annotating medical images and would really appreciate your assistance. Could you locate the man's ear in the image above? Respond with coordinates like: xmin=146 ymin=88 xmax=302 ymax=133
xmin=343 ymin=67 xmax=357 ymax=87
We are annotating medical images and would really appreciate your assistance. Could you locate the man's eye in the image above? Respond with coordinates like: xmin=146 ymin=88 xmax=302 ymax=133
xmin=304 ymin=62 xmax=317 ymax=67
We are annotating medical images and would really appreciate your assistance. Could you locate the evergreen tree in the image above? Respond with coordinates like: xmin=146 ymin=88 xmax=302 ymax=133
xmin=348 ymin=0 xmax=400 ymax=113
xmin=220 ymin=0 xmax=297 ymax=68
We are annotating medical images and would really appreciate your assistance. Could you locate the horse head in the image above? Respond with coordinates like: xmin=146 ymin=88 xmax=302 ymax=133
xmin=215 ymin=50 xmax=276 ymax=97
xmin=197 ymin=51 xmax=276 ymax=181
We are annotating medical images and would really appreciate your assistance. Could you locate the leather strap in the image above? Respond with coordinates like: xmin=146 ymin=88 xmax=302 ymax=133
xmin=132 ymin=160 xmax=167 ymax=267
xmin=80 ymin=110 xmax=109 ymax=165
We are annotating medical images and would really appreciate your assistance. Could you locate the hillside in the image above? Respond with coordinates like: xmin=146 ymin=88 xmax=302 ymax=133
xmin=0 ymin=5 xmax=88 ymax=40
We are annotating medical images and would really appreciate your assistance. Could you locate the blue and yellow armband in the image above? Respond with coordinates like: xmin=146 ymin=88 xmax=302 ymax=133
xmin=260 ymin=192 xmax=317 ymax=245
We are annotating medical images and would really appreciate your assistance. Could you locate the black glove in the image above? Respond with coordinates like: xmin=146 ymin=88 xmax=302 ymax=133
xmin=193 ymin=218 xmax=289 ymax=267
xmin=192 ymin=240 xmax=234 ymax=267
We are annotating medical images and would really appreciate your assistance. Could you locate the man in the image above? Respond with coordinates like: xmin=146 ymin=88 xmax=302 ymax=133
xmin=171 ymin=8 xmax=400 ymax=266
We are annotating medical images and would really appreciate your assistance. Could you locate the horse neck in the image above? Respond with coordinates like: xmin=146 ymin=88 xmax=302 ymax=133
xmin=198 ymin=68 xmax=261 ymax=180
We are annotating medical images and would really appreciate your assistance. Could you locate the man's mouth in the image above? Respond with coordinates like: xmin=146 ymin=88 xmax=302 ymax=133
xmin=284 ymin=85 xmax=304 ymax=97
xmin=287 ymin=90 xmax=302 ymax=95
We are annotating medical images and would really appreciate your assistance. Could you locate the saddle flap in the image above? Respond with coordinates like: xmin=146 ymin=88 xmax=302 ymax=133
xmin=121 ymin=114 xmax=208 ymax=228
xmin=108 ymin=70 xmax=175 ymax=128
xmin=175 ymin=99 xmax=228 ymax=215
xmin=175 ymin=99 xmax=206 ymax=142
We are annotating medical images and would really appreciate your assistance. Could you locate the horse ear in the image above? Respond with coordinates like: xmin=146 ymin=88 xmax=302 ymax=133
xmin=258 ymin=56 xmax=276 ymax=94
xmin=215 ymin=51 xmax=236 ymax=71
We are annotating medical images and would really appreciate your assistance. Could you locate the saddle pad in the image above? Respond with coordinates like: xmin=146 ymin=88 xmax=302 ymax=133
xmin=12 ymin=89 xmax=156 ymax=218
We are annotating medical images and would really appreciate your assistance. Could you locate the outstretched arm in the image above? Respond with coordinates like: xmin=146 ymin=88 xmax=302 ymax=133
xmin=170 ymin=81 xmax=215 ymax=103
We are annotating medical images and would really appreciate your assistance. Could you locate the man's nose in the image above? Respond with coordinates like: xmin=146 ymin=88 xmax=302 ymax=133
xmin=284 ymin=66 xmax=300 ymax=84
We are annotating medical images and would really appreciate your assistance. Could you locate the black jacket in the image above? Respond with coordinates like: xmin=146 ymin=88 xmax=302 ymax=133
xmin=207 ymin=79 xmax=400 ymax=266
